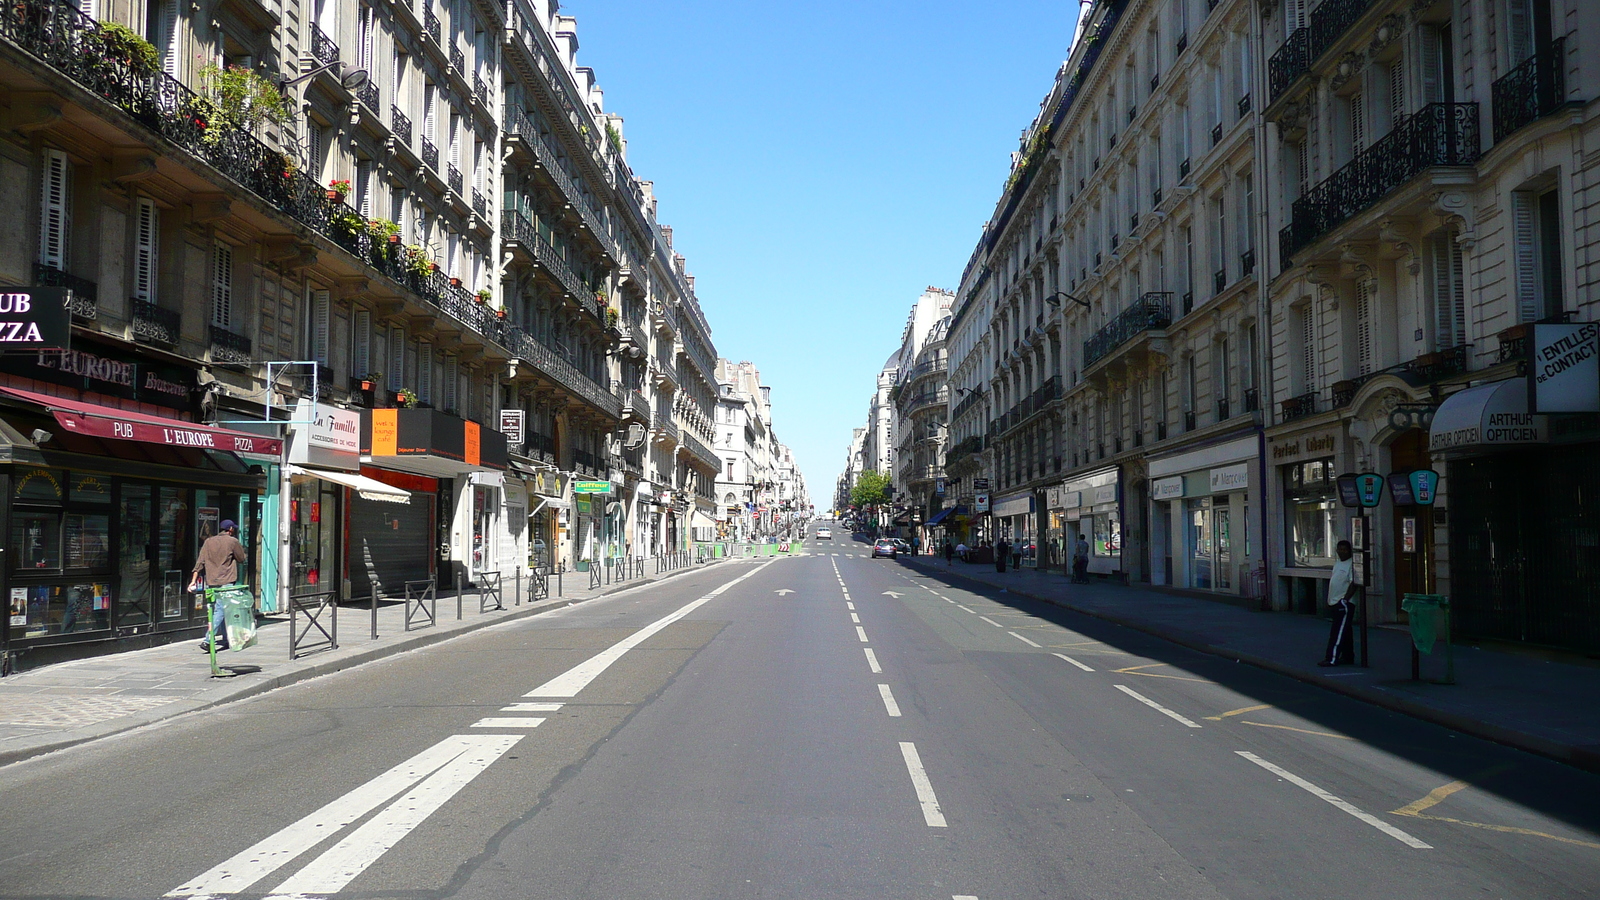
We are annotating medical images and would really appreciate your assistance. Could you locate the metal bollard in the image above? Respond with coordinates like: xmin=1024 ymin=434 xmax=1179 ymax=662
xmin=456 ymin=570 xmax=463 ymax=620
xmin=557 ymin=567 xmax=563 ymax=597
xmin=515 ymin=567 xmax=521 ymax=605
xmin=370 ymin=592 xmax=378 ymax=640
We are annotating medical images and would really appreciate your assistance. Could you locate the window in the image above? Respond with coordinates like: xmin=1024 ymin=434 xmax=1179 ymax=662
xmin=388 ymin=324 xmax=405 ymax=388
xmin=1213 ymin=195 xmax=1226 ymax=289
xmin=309 ymin=289 xmax=330 ymax=365
xmin=1355 ymin=279 xmax=1374 ymax=375
xmin=1348 ymin=91 xmax=1366 ymax=155
xmin=1514 ymin=188 xmax=1564 ymax=321
xmin=1298 ymin=303 xmax=1316 ymax=393
xmin=211 ymin=242 xmax=233 ymax=329
xmin=353 ymin=309 xmax=371 ymax=376
xmin=151 ymin=0 xmax=178 ymax=76
xmin=1284 ymin=0 xmax=1306 ymax=36
xmin=391 ymin=186 xmax=406 ymax=241
xmin=306 ymin=121 xmax=324 ymax=181
xmin=1284 ymin=459 xmax=1338 ymax=568
xmin=1429 ymin=231 xmax=1466 ymax=349
xmin=133 ymin=198 xmax=158 ymax=301
xmin=1386 ymin=59 xmax=1406 ymax=125
xmin=38 ymin=148 xmax=71 ymax=269
xmin=423 ymin=82 xmax=437 ymax=143
xmin=418 ymin=341 xmax=433 ymax=403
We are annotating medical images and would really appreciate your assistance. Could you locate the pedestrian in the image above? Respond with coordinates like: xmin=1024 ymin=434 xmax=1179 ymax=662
xmin=955 ymin=540 xmax=968 ymax=562
xmin=995 ymin=537 xmax=1009 ymax=573
xmin=1072 ymin=534 xmax=1090 ymax=584
xmin=943 ymin=539 xmax=954 ymax=565
xmin=1320 ymin=540 xmax=1358 ymax=667
xmin=911 ymin=534 xmax=921 ymax=556
xmin=194 ymin=519 xmax=248 ymax=652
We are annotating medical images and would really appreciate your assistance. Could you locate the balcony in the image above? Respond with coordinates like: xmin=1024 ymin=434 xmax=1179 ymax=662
xmin=1084 ymin=293 xmax=1172 ymax=371
xmin=1240 ymin=248 xmax=1256 ymax=275
xmin=501 ymin=212 xmax=596 ymax=311
xmin=900 ymin=388 xmax=949 ymax=417
xmin=1213 ymin=268 xmax=1227 ymax=293
xmin=473 ymin=74 xmax=489 ymax=109
xmin=1210 ymin=123 xmax=1223 ymax=146
xmin=472 ymin=189 xmax=487 ymax=218
xmin=422 ymin=138 xmax=439 ymax=171
xmin=680 ymin=428 xmax=721 ymax=474
xmin=1216 ymin=397 xmax=1230 ymax=421
xmin=446 ymin=163 xmax=463 ymax=195
xmin=1184 ymin=410 xmax=1197 ymax=432
xmin=944 ymin=434 xmax=983 ymax=465
xmin=1152 ymin=187 xmax=1162 ymax=207
xmin=131 ymin=298 xmax=179 ymax=347
xmin=1243 ymin=387 xmax=1259 ymax=413
xmin=651 ymin=412 xmax=679 ymax=446
xmin=391 ymin=106 xmax=411 ymax=147
xmin=32 ymin=263 xmax=95 ymax=320
xmin=1237 ymin=94 xmax=1251 ymax=118
xmin=622 ymin=387 xmax=650 ymax=420
xmin=1182 ymin=291 xmax=1194 ymax=316
xmin=423 ymin=6 xmax=440 ymax=42
xmin=356 ymin=80 xmax=379 ymax=112
xmin=501 ymin=325 xmax=621 ymax=418
xmin=1150 ymin=72 xmax=1160 ymax=93
xmin=1493 ymin=37 xmax=1568 ymax=144
xmin=502 ymin=109 xmax=613 ymax=260
xmin=449 ymin=46 xmax=464 ymax=74
xmin=1280 ymin=391 xmax=1318 ymax=423
xmin=208 ymin=323 xmax=252 ymax=364
xmin=1179 ymin=157 xmax=1191 ymax=179
xmin=309 ymin=23 xmax=338 ymax=69
xmin=1176 ymin=32 xmax=1187 ymax=53
xmin=1280 ymin=103 xmax=1481 ymax=264
xmin=1268 ymin=28 xmax=1310 ymax=105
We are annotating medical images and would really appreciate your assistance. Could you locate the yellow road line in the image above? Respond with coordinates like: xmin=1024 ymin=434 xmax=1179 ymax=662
xmin=1395 ymin=813 xmax=1600 ymax=850
xmin=1204 ymin=703 xmax=1274 ymax=721
xmin=1385 ymin=765 xmax=1600 ymax=850
xmin=1239 ymin=720 xmax=1354 ymax=740
xmin=1111 ymin=662 xmax=1212 ymax=683
xmin=1392 ymin=778 xmax=1475 ymax=818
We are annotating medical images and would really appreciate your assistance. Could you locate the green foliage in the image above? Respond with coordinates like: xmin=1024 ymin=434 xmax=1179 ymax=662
xmin=199 ymin=64 xmax=292 ymax=134
xmin=605 ymin=123 xmax=622 ymax=151
xmin=364 ymin=217 xmax=399 ymax=239
xmin=850 ymin=470 xmax=891 ymax=508
xmin=402 ymin=245 xmax=434 ymax=276
xmin=93 ymin=22 xmax=158 ymax=75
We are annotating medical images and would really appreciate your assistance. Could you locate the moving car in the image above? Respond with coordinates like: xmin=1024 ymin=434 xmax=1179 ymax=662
xmin=816 ymin=527 xmax=832 ymax=540
xmin=891 ymin=539 xmax=912 ymax=555
xmin=872 ymin=539 xmax=898 ymax=559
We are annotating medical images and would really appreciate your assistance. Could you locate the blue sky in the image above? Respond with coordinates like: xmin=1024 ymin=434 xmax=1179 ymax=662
xmin=565 ymin=0 xmax=1081 ymax=505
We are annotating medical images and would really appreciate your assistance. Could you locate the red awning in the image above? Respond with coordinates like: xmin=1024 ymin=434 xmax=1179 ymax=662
xmin=0 ymin=385 xmax=282 ymax=456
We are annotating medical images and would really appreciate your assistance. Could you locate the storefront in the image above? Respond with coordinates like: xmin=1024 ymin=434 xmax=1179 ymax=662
xmin=511 ymin=461 xmax=566 ymax=570
xmin=991 ymin=491 xmax=1034 ymax=562
xmin=0 ymin=383 xmax=278 ymax=669
xmin=1148 ymin=437 xmax=1257 ymax=594
xmin=1048 ymin=467 xmax=1121 ymax=577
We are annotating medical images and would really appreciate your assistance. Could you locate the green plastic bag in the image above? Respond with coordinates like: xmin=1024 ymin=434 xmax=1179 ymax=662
xmin=210 ymin=585 xmax=258 ymax=652
xmin=1400 ymin=594 xmax=1445 ymax=655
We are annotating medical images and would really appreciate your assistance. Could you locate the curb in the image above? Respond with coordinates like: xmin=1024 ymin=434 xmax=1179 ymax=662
xmin=0 ymin=562 xmax=715 ymax=769
xmin=902 ymin=559 xmax=1600 ymax=776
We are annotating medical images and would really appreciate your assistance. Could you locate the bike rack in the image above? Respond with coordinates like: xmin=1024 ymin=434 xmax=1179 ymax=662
xmin=404 ymin=579 xmax=436 ymax=630
xmin=477 ymin=571 xmax=503 ymax=612
xmin=289 ymin=590 xmax=338 ymax=659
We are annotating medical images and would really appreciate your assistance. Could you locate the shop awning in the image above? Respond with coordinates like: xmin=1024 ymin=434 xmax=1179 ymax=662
xmin=288 ymin=464 xmax=411 ymax=503
xmin=0 ymin=385 xmax=283 ymax=456
xmin=925 ymin=507 xmax=956 ymax=526
xmin=1429 ymin=379 xmax=1548 ymax=453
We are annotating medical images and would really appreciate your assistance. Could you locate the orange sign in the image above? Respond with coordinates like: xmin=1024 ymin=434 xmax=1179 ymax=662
xmin=464 ymin=420 xmax=481 ymax=467
xmin=371 ymin=408 xmax=398 ymax=456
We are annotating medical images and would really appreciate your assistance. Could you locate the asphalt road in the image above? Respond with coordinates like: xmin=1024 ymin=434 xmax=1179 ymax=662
xmin=1 ymin=527 xmax=1598 ymax=899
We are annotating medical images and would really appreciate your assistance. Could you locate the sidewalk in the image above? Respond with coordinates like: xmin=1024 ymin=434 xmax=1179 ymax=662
xmin=0 ymin=559 xmax=720 ymax=767
xmin=903 ymin=556 xmax=1600 ymax=774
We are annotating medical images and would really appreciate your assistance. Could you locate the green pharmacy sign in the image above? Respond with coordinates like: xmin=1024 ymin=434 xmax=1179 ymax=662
xmin=573 ymin=481 xmax=613 ymax=494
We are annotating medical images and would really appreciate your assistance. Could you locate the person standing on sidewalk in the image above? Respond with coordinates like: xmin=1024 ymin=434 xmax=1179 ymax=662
xmin=193 ymin=520 xmax=247 ymax=652
xmin=1320 ymin=540 xmax=1358 ymax=667
xmin=995 ymin=537 xmax=1009 ymax=573
xmin=943 ymin=539 xmax=954 ymax=565
xmin=1072 ymin=535 xmax=1090 ymax=584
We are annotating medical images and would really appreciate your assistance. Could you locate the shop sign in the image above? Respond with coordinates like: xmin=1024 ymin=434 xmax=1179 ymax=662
xmin=499 ymin=409 xmax=525 ymax=447
xmin=526 ymin=467 xmax=568 ymax=499
xmin=992 ymin=493 xmax=1034 ymax=517
xmin=1271 ymin=431 xmax=1336 ymax=462
xmin=1151 ymin=476 xmax=1184 ymax=500
xmin=1092 ymin=484 xmax=1117 ymax=505
xmin=1336 ymin=472 xmax=1385 ymax=508
xmin=1430 ymin=380 xmax=1548 ymax=452
xmin=54 ymin=410 xmax=280 ymax=455
xmin=1531 ymin=323 xmax=1600 ymax=413
xmin=290 ymin=400 xmax=361 ymax=471
xmin=1410 ymin=469 xmax=1439 ymax=505
xmin=935 ymin=478 xmax=946 ymax=496
xmin=1388 ymin=405 xmax=1436 ymax=432
xmin=0 ymin=345 xmax=193 ymax=409
xmin=974 ymin=493 xmax=990 ymax=512
xmin=1059 ymin=490 xmax=1082 ymax=509
xmin=0 ymin=286 xmax=69 ymax=347
xmin=573 ymin=481 xmax=613 ymax=494
xmin=1209 ymin=463 xmax=1249 ymax=493
xmin=973 ymin=478 xmax=990 ymax=491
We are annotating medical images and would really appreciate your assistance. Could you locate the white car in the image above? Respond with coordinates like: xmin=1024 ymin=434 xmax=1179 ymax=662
xmin=816 ymin=528 xmax=832 ymax=540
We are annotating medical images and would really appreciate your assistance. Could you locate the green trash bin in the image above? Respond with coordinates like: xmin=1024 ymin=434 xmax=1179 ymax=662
xmin=1400 ymin=593 xmax=1454 ymax=684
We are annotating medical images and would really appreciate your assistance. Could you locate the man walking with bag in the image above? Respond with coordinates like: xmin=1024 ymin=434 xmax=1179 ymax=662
xmin=194 ymin=519 xmax=247 ymax=652
xmin=1320 ymin=540 xmax=1358 ymax=667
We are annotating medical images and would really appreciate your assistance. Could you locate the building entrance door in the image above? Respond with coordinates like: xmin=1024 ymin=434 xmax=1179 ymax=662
xmin=1186 ymin=497 xmax=1213 ymax=590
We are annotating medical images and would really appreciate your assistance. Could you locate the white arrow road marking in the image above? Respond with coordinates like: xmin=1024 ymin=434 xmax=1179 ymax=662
xmin=1236 ymin=752 xmax=1433 ymax=849
xmin=774 ymin=589 xmax=795 ymax=596
xmin=864 ymin=648 xmax=882 ymax=673
xmin=1115 ymin=684 xmax=1202 ymax=728
xmin=1052 ymin=653 xmax=1095 ymax=672
xmin=1009 ymin=631 xmax=1042 ymax=647
xmin=878 ymin=684 xmax=902 ymax=717
xmin=856 ymin=625 xmax=870 ymax=642
xmin=882 ymin=591 xmax=903 ymax=598
xmin=165 ymin=735 xmax=515 ymax=897
xmin=264 ymin=735 xmax=524 ymax=897
xmin=899 ymin=742 xmax=948 ymax=827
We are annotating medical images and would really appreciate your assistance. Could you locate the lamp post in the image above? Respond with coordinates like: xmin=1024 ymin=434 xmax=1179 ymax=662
xmin=1043 ymin=291 xmax=1092 ymax=310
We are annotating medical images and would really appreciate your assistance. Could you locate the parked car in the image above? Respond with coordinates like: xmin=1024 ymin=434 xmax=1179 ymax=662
xmin=872 ymin=539 xmax=898 ymax=559
xmin=817 ymin=527 xmax=832 ymax=540
xmin=891 ymin=539 xmax=912 ymax=555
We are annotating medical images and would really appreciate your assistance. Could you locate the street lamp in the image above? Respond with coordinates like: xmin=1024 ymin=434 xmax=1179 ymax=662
xmin=279 ymin=61 xmax=370 ymax=92
xmin=1044 ymin=291 xmax=1091 ymax=310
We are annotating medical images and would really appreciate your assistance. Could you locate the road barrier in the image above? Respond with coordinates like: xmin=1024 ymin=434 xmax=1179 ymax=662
xmin=477 ymin=571 xmax=504 ymax=613
xmin=289 ymin=590 xmax=338 ymax=659
xmin=404 ymin=579 xmax=436 ymax=631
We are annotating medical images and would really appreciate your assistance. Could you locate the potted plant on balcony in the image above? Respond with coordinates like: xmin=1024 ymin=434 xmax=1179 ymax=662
xmin=365 ymin=217 xmax=400 ymax=242
xmin=605 ymin=307 xmax=620 ymax=329
xmin=330 ymin=208 xmax=365 ymax=240
xmin=88 ymin=22 xmax=158 ymax=77
xmin=475 ymin=288 xmax=492 ymax=305
xmin=198 ymin=64 xmax=291 ymax=142
xmin=397 ymin=388 xmax=420 ymax=408
xmin=449 ymin=276 xmax=462 ymax=287
xmin=358 ymin=372 xmax=381 ymax=392
xmin=403 ymin=245 xmax=433 ymax=277
xmin=327 ymin=179 xmax=352 ymax=202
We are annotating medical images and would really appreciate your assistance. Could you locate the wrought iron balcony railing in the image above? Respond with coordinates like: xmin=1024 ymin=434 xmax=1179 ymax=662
xmin=33 ymin=263 xmax=96 ymax=319
xmin=446 ymin=163 xmax=463 ymax=194
xmin=310 ymin=23 xmax=338 ymax=69
xmin=1280 ymin=391 xmax=1318 ymax=422
xmin=472 ymin=189 xmax=487 ymax=218
xmin=1243 ymin=386 xmax=1260 ymax=413
xmin=131 ymin=298 xmax=179 ymax=346
xmin=423 ymin=6 xmax=440 ymax=42
xmin=391 ymin=105 xmax=411 ymax=146
xmin=473 ymin=74 xmax=489 ymax=109
xmin=1280 ymin=103 xmax=1481 ymax=264
xmin=421 ymin=138 xmax=438 ymax=170
xmin=1268 ymin=27 xmax=1310 ymax=104
xmin=501 ymin=324 xmax=621 ymax=417
xmin=1084 ymin=293 xmax=1172 ymax=370
xmin=209 ymin=323 xmax=252 ymax=363
xmin=1492 ymin=37 xmax=1568 ymax=144
xmin=357 ymin=79 xmax=379 ymax=111
xmin=449 ymin=46 xmax=464 ymax=73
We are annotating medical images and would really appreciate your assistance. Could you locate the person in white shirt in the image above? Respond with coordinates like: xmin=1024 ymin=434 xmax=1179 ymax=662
xmin=1320 ymin=540 xmax=1359 ymax=667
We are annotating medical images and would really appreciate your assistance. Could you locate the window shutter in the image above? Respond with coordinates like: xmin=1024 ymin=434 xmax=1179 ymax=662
xmin=211 ymin=242 xmax=233 ymax=329
xmin=1388 ymin=60 xmax=1405 ymax=121
xmin=356 ymin=160 xmax=371 ymax=217
xmin=1296 ymin=140 xmax=1310 ymax=196
xmin=1432 ymin=233 xmax=1466 ymax=350
xmin=133 ymin=198 xmax=158 ymax=301
xmin=1301 ymin=305 xmax=1316 ymax=392
xmin=354 ymin=310 xmax=371 ymax=376
xmin=1513 ymin=192 xmax=1540 ymax=322
xmin=360 ymin=4 xmax=374 ymax=72
xmin=389 ymin=325 xmax=405 ymax=387
xmin=418 ymin=342 xmax=433 ymax=403
xmin=424 ymin=84 xmax=436 ymax=139
xmin=1350 ymin=91 xmax=1365 ymax=150
xmin=159 ymin=0 xmax=179 ymax=76
xmin=1507 ymin=0 xmax=1532 ymax=64
xmin=313 ymin=289 xmax=331 ymax=365
xmin=1356 ymin=279 xmax=1374 ymax=375
xmin=38 ymin=149 xmax=70 ymax=269
xmin=444 ymin=355 xmax=458 ymax=410
xmin=1285 ymin=0 xmax=1305 ymax=35
xmin=1420 ymin=27 xmax=1443 ymax=104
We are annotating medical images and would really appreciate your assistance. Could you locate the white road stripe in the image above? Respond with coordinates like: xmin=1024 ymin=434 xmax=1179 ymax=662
xmin=979 ymin=616 xmax=1003 ymax=628
xmin=1052 ymin=652 xmax=1095 ymax=671
xmin=850 ymin=613 xmax=861 ymax=623
xmin=945 ymin=598 xmax=956 ymax=603
xmin=500 ymin=702 xmax=563 ymax=712
xmin=856 ymin=625 xmax=870 ymax=642
xmin=846 ymin=601 xmax=855 ymax=609
xmin=527 ymin=564 xmax=768 ymax=698
xmin=864 ymin=648 xmax=882 ymax=673
xmin=954 ymin=895 xmax=980 ymax=900
xmin=165 ymin=735 xmax=499 ymax=896
xmin=470 ymin=717 xmax=546 ymax=728
xmin=958 ymin=606 xmax=975 ymax=613
xmin=1235 ymin=751 xmax=1433 ymax=849
xmin=878 ymin=684 xmax=902 ymax=717
xmin=1009 ymin=631 xmax=1042 ymax=647
xmin=899 ymin=742 xmax=948 ymax=827
xmin=1115 ymin=684 xmax=1202 ymax=728
xmin=266 ymin=735 xmax=523 ymax=896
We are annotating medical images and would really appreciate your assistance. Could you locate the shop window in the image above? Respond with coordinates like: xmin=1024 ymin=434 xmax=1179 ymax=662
xmin=1093 ymin=512 xmax=1121 ymax=557
xmin=1284 ymin=457 xmax=1337 ymax=567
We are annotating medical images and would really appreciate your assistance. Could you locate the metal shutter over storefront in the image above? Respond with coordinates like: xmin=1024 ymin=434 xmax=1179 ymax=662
xmin=349 ymin=491 xmax=435 ymax=599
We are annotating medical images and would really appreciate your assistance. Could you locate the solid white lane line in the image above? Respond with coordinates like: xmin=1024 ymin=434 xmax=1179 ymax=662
xmin=899 ymin=742 xmax=948 ymax=827
xmin=165 ymin=735 xmax=494 ymax=896
xmin=1115 ymin=684 xmax=1202 ymax=728
xmin=979 ymin=615 xmax=1003 ymax=628
xmin=850 ymin=613 xmax=861 ymax=623
xmin=1009 ymin=631 xmax=1042 ymax=648
xmin=266 ymin=735 xmax=524 ymax=895
xmin=878 ymin=684 xmax=902 ymax=717
xmin=470 ymin=717 xmax=546 ymax=728
xmin=500 ymin=702 xmax=564 ymax=712
xmin=953 ymin=895 xmax=980 ymax=900
xmin=526 ymin=563 xmax=768 ymax=698
xmin=846 ymin=601 xmax=855 ymax=609
xmin=864 ymin=648 xmax=882 ymax=673
xmin=1052 ymin=652 xmax=1095 ymax=672
xmin=1235 ymin=751 xmax=1433 ymax=849
xmin=856 ymin=625 xmax=870 ymax=642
